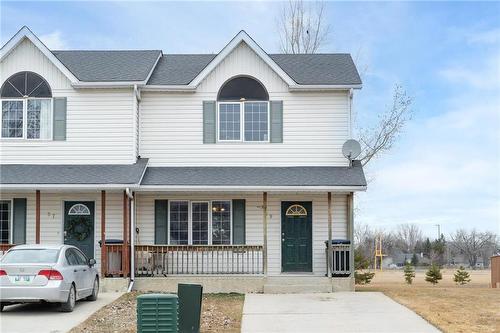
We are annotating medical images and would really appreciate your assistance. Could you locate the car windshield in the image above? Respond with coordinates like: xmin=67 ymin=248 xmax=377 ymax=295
xmin=1 ymin=249 xmax=60 ymax=264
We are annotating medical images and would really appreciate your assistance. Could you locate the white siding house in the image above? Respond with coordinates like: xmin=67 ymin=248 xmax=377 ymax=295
xmin=0 ymin=27 xmax=365 ymax=293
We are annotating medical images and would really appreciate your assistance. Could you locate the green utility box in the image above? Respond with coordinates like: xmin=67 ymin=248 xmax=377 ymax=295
xmin=137 ymin=293 xmax=178 ymax=333
xmin=178 ymin=284 xmax=203 ymax=333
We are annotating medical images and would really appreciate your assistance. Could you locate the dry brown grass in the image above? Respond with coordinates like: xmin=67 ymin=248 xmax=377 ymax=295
xmin=357 ymin=269 xmax=500 ymax=333
xmin=70 ymin=292 xmax=244 ymax=333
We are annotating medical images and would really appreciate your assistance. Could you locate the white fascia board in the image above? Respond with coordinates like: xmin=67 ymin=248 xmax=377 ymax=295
xmin=138 ymin=185 xmax=367 ymax=192
xmin=0 ymin=26 xmax=79 ymax=84
xmin=189 ymin=30 xmax=296 ymax=88
xmin=289 ymin=84 xmax=362 ymax=91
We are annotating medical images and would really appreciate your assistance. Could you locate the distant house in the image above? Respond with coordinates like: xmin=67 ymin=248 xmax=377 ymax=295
xmin=0 ymin=27 xmax=366 ymax=292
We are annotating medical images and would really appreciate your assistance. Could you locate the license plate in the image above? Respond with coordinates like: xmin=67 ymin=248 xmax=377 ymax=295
xmin=12 ymin=275 xmax=34 ymax=284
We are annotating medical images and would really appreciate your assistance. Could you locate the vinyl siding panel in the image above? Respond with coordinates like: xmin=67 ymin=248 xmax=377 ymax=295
xmin=0 ymin=38 xmax=135 ymax=164
xmin=134 ymin=192 xmax=348 ymax=276
xmin=140 ymin=42 xmax=350 ymax=167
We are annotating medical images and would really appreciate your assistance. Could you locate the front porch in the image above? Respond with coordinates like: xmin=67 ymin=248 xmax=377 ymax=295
xmin=99 ymin=191 xmax=354 ymax=292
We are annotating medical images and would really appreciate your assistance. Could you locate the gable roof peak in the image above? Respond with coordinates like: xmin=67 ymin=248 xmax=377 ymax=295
xmin=1 ymin=26 xmax=79 ymax=83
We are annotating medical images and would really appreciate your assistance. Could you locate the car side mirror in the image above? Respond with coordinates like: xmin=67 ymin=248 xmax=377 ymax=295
xmin=88 ymin=258 xmax=96 ymax=267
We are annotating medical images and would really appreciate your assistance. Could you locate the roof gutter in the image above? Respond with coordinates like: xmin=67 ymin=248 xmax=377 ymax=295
xmin=0 ymin=184 xmax=141 ymax=190
xmin=288 ymin=84 xmax=362 ymax=91
xmin=138 ymin=185 xmax=367 ymax=192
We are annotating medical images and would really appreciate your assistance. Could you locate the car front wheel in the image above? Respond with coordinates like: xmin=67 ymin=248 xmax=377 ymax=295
xmin=86 ymin=277 xmax=99 ymax=301
xmin=60 ymin=284 xmax=76 ymax=312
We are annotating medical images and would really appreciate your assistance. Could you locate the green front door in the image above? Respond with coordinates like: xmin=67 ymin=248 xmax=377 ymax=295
xmin=281 ymin=201 xmax=312 ymax=272
xmin=64 ymin=201 xmax=95 ymax=260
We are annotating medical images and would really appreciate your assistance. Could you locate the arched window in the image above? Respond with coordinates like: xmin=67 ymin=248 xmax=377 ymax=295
xmin=285 ymin=204 xmax=308 ymax=217
xmin=217 ymin=76 xmax=269 ymax=142
xmin=68 ymin=204 xmax=91 ymax=216
xmin=1 ymin=71 xmax=52 ymax=139
xmin=218 ymin=76 xmax=268 ymax=101
xmin=1 ymin=71 xmax=52 ymax=98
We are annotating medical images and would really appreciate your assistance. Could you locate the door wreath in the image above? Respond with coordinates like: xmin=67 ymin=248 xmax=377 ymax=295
xmin=66 ymin=216 xmax=92 ymax=241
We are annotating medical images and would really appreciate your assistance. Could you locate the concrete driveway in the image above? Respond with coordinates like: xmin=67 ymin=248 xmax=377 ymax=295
xmin=242 ymin=292 xmax=440 ymax=333
xmin=0 ymin=292 xmax=123 ymax=333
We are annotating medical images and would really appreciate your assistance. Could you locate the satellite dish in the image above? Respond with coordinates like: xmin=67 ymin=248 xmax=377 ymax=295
xmin=342 ymin=139 xmax=361 ymax=163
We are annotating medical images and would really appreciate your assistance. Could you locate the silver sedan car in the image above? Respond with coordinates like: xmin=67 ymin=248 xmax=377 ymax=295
xmin=0 ymin=244 xmax=99 ymax=312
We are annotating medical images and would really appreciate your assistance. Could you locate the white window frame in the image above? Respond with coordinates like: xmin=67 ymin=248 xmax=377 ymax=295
xmin=217 ymin=101 xmax=270 ymax=143
xmin=167 ymin=200 xmax=233 ymax=245
xmin=0 ymin=97 xmax=53 ymax=140
xmin=0 ymin=199 xmax=13 ymax=244
xmin=191 ymin=201 xmax=210 ymax=245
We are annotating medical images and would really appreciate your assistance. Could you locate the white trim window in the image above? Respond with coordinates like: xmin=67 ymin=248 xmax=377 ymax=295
xmin=217 ymin=101 xmax=269 ymax=142
xmin=1 ymin=99 xmax=52 ymax=139
xmin=1 ymin=71 xmax=53 ymax=140
xmin=167 ymin=200 xmax=232 ymax=245
xmin=0 ymin=200 xmax=11 ymax=244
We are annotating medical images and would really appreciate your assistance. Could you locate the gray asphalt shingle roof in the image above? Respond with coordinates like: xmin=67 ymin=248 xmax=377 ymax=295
xmin=53 ymin=50 xmax=161 ymax=82
xmin=269 ymin=54 xmax=362 ymax=85
xmin=141 ymin=161 xmax=366 ymax=187
xmin=50 ymin=51 xmax=361 ymax=85
xmin=147 ymin=54 xmax=216 ymax=85
xmin=0 ymin=158 xmax=148 ymax=185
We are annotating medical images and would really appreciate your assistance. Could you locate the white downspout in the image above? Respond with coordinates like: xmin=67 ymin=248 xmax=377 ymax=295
xmin=125 ymin=188 xmax=135 ymax=292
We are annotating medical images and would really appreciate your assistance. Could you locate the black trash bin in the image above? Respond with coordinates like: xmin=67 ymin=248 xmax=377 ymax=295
xmin=178 ymin=284 xmax=203 ymax=333
xmin=325 ymin=239 xmax=351 ymax=277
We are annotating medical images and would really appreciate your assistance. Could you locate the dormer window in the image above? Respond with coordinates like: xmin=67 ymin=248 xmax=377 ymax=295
xmin=1 ymin=71 xmax=52 ymax=139
xmin=217 ymin=76 xmax=269 ymax=142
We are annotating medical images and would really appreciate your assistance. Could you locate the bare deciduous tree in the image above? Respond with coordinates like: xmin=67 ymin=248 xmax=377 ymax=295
xmin=450 ymin=229 xmax=497 ymax=268
xmin=358 ymin=85 xmax=413 ymax=166
xmin=395 ymin=223 xmax=423 ymax=253
xmin=277 ymin=0 xmax=330 ymax=54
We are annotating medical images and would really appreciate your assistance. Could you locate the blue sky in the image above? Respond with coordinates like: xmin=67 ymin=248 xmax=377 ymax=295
xmin=2 ymin=1 xmax=499 ymax=238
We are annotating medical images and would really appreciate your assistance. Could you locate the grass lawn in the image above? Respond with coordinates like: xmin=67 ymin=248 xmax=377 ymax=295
xmin=357 ymin=269 xmax=499 ymax=333
xmin=70 ymin=292 xmax=244 ymax=333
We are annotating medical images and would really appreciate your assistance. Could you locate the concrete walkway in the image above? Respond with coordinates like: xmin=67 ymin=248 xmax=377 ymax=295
xmin=242 ymin=292 xmax=440 ymax=333
xmin=0 ymin=292 xmax=123 ymax=333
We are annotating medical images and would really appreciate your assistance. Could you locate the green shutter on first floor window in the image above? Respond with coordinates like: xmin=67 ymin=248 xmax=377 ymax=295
xmin=270 ymin=100 xmax=283 ymax=143
xmin=53 ymin=97 xmax=67 ymax=141
xmin=232 ymin=199 xmax=246 ymax=244
xmin=203 ymin=101 xmax=216 ymax=143
xmin=154 ymin=200 xmax=168 ymax=244
xmin=12 ymin=198 xmax=27 ymax=244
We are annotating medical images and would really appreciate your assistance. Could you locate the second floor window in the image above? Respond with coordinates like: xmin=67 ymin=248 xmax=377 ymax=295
xmin=217 ymin=76 xmax=269 ymax=143
xmin=218 ymin=101 xmax=269 ymax=142
xmin=1 ymin=71 xmax=53 ymax=140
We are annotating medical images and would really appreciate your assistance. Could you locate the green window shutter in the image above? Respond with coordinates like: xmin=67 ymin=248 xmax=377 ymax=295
xmin=53 ymin=97 xmax=67 ymax=140
xmin=154 ymin=200 xmax=168 ymax=244
xmin=270 ymin=100 xmax=283 ymax=143
xmin=232 ymin=199 xmax=246 ymax=244
xmin=203 ymin=101 xmax=216 ymax=144
xmin=12 ymin=198 xmax=27 ymax=244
